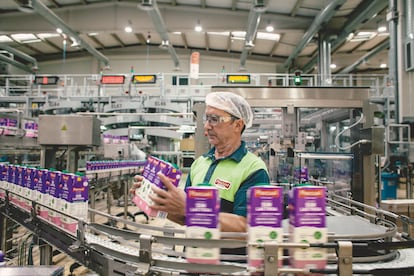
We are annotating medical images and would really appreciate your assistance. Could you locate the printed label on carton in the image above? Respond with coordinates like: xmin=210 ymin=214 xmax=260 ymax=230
xmin=247 ymin=186 xmax=283 ymax=270
xmin=60 ymin=173 xmax=89 ymax=233
xmin=132 ymin=156 xmax=182 ymax=218
xmin=185 ymin=186 xmax=220 ymax=264
xmin=289 ymin=186 xmax=327 ymax=270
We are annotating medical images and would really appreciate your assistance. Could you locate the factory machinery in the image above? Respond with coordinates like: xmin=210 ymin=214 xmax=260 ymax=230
xmin=1 ymin=74 xmax=414 ymax=275
xmin=1 ymin=180 xmax=414 ymax=275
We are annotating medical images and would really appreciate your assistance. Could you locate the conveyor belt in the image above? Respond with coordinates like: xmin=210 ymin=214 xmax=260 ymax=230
xmin=2 ymin=191 xmax=414 ymax=275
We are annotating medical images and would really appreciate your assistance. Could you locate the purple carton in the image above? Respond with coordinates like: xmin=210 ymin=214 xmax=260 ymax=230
xmin=133 ymin=156 xmax=182 ymax=218
xmin=8 ymin=165 xmax=19 ymax=205
xmin=47 ymin=170 xmax=62 ymax=226
xmin=0 ymin=163 xmax=5 ymax=200
xmin=34 ymin=169 xmax=50 ymax=219
xmin=60 ymin=173 xmax=89 ymax=233
xmin=15 ymin=166 xmax=27 ymax=208
xmin=21 ymin=167 xmax=36 ymax=211
xmin=247 ymin=186 xmax=284 ymax=270
xmin=185 ymin=186 xmax=220 ymax=264
xmin=289 ymin=186 xmax=327 ymax=270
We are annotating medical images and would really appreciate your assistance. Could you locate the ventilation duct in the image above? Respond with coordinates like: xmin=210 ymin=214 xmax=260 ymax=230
xmin=337 ymin=40 xmax=389 ymax=74
xmin=283 ymin=0 xmax=347 ymax=69
xmin=0 ymin=44 xmax=38 ymax=70
xmin=239 ymin=0 xmax=266 ymax=69
xmin=139 ymin=0 xmax=180 ymax=69
xmin=302 ymin=0 xmax=388 ymax=73
xmin=29 ymin=0 xmax=110 ymax=68
xmin=0 ymin=52 xmax=34 ymax=73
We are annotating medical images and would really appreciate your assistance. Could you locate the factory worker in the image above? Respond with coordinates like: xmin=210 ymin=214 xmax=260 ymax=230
xmin=132 ymin=91 xmax=270 ymax=232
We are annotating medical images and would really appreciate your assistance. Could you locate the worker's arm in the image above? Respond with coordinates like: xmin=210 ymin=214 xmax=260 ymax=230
xmin=219 ymin=212 xmax=247 ymax=233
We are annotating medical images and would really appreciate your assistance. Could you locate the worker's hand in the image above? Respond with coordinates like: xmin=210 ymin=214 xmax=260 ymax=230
xmin=148 ymin=172 xmax=186 ymax=218
xmin=129 ymin=174 xmax=144 ymax=196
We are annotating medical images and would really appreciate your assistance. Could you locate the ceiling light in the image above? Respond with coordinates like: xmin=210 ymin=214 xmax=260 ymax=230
xmin=124 ymin=20 xmax=133 ymax=33
xmin=265 ymin=20 xmax=274 ymax=32
xmin=146 ymin=32 xmax=151 ymax=43
xmin=330 ymin=64 xmax=337 ymax=69
xmin=377 ymin=25 xmax=387 ymax=33
xmin=56 ymin=28 xmax=63 ymax=34
xmin=124 ymin=26 xmax=132 ymax=33
xmin=380 ymin=63 xmax=387 ymax=68
xmin=195 ymin=20 xmax=202 ymax=32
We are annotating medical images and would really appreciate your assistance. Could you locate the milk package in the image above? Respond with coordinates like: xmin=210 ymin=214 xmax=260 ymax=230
xmin=47 ymin=170 xmax=62 ymax=226
xmin=133 ymin=156 xmax=182 ymax=218
xmin=59 ymin=173 xmax=89 ymax=233
xmin=185 ymin=186 xmax=220 ymax=264
xmin=247 ymin=186 xmax=284 ymax=270
xmin=289 ymin=186 xmax=327 ymax=270
xmin=0 ymin=163 xmax=6 ymax=200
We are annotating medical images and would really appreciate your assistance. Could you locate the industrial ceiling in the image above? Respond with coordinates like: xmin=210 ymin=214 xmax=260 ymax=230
xmin=0 ymin=0 xmax=390 ymax=74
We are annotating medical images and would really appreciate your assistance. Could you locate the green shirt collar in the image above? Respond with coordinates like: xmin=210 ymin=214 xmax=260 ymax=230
xmin=203 ymin=141 xmax=247 ymax=162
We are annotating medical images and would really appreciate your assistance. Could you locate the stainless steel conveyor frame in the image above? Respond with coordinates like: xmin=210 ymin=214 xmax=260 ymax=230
xmin=1 ymin=188 xmax=414 ymax=276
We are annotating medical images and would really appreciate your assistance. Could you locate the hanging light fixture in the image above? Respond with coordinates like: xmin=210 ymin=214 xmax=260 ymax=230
xmin=194 ymin=19 xmax=202 ymax=32
xmin=265 ymin=21 xmax=274 ymax=32
xmin=124 ymin=20 xmax=133 ymax=33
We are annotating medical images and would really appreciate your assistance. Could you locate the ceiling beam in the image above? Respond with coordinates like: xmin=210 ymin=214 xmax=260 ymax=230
xmin=28 ymin=0 xmax=110 ymax=67
xmin=283 ymin=0 xmax=347 ymax=69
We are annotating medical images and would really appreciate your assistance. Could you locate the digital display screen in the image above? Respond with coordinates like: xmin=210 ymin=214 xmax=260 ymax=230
xmin=132 ymin=75 xmax=157 ymax=84
xmin=226 ymin=74 xmax=251 ymax=84
xmin=34 ymin=76 xmax=59 ymax=85
xmin=101 ymin=75 xmax=125 ymax=84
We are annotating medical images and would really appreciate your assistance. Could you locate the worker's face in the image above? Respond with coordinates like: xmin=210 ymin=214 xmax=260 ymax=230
xmin=203 ymin=106 xmax=243 ymax=146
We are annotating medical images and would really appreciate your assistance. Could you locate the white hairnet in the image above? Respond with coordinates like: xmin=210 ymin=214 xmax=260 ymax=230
xmin=205 ymin=92 xmax=253 ymax=128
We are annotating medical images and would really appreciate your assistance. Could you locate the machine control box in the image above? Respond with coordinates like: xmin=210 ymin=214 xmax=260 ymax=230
xmin=38 ymin=115 xmax=101 ymax=146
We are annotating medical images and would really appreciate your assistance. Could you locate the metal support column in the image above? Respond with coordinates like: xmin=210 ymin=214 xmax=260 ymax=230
xmin=39 ymin=240 xmax=53 ymax=265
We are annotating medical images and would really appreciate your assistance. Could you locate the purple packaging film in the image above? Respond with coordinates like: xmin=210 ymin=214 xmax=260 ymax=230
xmin=185 ymin=186 xmax=220 ymax=264
xmin=133 ymin=156 xmax=182 ymax=218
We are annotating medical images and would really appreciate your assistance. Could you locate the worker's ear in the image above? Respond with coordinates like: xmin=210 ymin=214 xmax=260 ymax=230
xmin=233 ymin=118 xmax=244 ymax=132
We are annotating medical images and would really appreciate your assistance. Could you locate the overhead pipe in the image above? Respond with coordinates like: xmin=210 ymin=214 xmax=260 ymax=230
xmin=283 ymin=0 xmax=347 ymax=70
xmin=30 ymin=0 xmax=110 ymax=68
xmin=139 ymin=0 xmax=180 ymax=69
xmin=302 ymin=0 xmax=388 ymax=73
xmin=240 ymin=0 xmax=266 ymax=70
xmin=0 ymin=44 xmax=38 ymax=70
xmin=0 ymin=52 xmax=34 ymax=73
xmin=337 ymin=40 xmax=389 ymax=74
